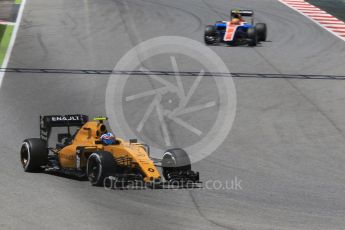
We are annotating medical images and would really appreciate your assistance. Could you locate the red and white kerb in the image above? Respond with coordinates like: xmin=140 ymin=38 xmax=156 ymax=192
xmin=280 ymin=0 xmax=345 ymax=41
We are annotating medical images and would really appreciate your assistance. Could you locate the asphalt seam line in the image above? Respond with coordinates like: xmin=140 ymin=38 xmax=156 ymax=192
xmin=0 ymin=0 xmax=27 ymax=88
xmin=279 ymin=0 xmax=345 ymax=41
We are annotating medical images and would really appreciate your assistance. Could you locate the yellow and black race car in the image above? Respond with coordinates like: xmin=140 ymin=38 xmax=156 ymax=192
xmin=20 ymin=115 xmax=199 ymax=188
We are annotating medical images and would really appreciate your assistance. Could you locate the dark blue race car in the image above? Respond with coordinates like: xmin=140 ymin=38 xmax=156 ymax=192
xmin=204 ymin=9 xmax=267 ymax=46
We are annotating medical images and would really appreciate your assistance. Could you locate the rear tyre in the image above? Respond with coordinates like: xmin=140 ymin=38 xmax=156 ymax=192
xmin=247 ymin=27 xmax=257 ymax=46
xmin=255 ymin=23 xmax=267 ymax=42
xmin=162 ymin=148 xmax=191 ymax=181
xmin=87 ymin=151 xmax=117 ymax=186
xmin=204 ymin=25 xmax=218 ymax=45
xmin=20 ymin=138 xmax=48 ymax=172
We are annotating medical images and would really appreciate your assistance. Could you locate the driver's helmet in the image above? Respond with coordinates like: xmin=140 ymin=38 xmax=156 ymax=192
xmin=231 ymin=18 xmax=241 ymax=25
xmin=233 ymin=10 xmax=241 ymax=18
xmin=100 ymin=132 xmax=116 ymax=145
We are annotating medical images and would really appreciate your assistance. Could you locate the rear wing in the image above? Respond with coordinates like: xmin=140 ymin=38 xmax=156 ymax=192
xmin=231 ymin=9 xmax=254 ymax=17
xmin=40 ymin=114 xmax=89 ymax=141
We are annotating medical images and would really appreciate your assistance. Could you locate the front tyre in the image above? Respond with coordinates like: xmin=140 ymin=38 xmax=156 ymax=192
xmin=87 ymin=151 xmax=117 ymax=186
xmin=247 ymin=27 xmax=258 ymax=47
xmin=255 ymin=23 xmax=267 ymax=42
xmin=162 ymin=148 xmax=192 ymax=181
xmin=20 ymin=138 xmax=48 ymax=172
xmin=204 ymin=25 xmax=218 ymax=45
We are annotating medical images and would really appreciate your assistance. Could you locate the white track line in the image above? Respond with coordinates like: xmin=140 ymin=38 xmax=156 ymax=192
xmin=0 ymin=0 xmax=27 ymax=89
xmin=279 ymin=0 xmax=345 ymax=42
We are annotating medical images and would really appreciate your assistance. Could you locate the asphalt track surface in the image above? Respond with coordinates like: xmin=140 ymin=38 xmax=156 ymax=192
xmin=1 ymin=0 xmax=345 ymax=229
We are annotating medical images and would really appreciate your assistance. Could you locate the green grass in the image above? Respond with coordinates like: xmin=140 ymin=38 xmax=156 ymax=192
xmin=0 ymin=25 xmax=5 ymax=40
xmin=0 ymin=25 xmax=14 ymax=67
xmin=0 ymin=0 xmax=21 ymax=66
